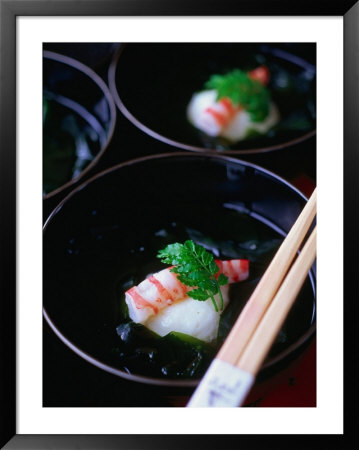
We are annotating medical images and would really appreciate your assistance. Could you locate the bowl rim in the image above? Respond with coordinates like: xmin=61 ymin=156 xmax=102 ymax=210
xmin=43 ymin=50 xmax=117 ymax=200
xmin=108 ymin=43 xmax=316 ymax=156
xmin=43 ymin=151 xmax=316 ymax=388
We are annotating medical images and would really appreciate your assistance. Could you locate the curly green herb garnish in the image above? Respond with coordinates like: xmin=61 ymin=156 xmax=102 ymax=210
xmin=205 ymin=69 xmax=270 ymax=122
xmin=157 ymin=240 xmax=228 ymax=312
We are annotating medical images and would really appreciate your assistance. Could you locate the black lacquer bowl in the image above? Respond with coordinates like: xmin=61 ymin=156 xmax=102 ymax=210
xmin=108 ymin=43 xmax=316 ymax=155
xmin=43 ymin=51 xmax=117 ymax=198
xmin=43 ymin=153 xmax=316 ymax=403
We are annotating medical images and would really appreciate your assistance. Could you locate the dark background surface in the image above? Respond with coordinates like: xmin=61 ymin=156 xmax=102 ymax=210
xmin=42 ymin=42 xmax=317 ymax=408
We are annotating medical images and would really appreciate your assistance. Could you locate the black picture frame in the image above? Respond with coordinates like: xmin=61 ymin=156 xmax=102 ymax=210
xmin=1 ymin=0 xmax=357 ymax=448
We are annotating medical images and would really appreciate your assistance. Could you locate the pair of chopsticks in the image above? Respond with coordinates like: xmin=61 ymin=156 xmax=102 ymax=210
xmin=187 ymin=188 xmax=317 ymax=407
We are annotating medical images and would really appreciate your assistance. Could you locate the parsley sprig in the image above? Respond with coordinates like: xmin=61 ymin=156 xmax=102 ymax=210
xmin=205 ymin=69 xmax=270 ymax=122
xmin=157 ymin=240 xmax=228 ymax=312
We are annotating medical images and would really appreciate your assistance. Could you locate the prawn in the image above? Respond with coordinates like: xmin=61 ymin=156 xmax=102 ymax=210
xmin=125 ymin=258 xmax=249 ymax=323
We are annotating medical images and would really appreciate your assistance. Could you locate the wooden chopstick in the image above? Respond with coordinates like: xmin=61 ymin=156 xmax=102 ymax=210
xmin=236 ymin=226 xmax=316 ymax=378
xmin=187 ymin=189 xmax=317 ymax=407
xmin=216 ymin=187 xmax=317 ymax=366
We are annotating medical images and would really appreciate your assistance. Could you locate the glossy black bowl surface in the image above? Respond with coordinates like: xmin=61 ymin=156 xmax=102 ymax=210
xmin=43 ymin=153 xmax=315 ymax=393
xmin=109 ymin=43 xmax=316 ymax=155
xmin=43 ymin=51 xmax=117 ymax=198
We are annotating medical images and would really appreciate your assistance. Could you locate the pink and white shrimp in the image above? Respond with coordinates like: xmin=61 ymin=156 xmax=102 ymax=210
xmin=125 ymin=259 xmax=249 ymax=324
xmin=187 ymin=91 xmax=240 ymax=137
xmin=187 ymin=65 xmax=279 ymax=141
xmin=195 ymin=66 xmax=270 ymax=135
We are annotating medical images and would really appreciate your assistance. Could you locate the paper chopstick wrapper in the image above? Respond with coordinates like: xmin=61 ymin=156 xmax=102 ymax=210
xmin=187 ymin=358 xmax=254 ymax=407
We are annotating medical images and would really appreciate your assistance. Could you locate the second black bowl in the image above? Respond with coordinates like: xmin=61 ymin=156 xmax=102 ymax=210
xmin=109 ymin=43 xmax=316 ymax=155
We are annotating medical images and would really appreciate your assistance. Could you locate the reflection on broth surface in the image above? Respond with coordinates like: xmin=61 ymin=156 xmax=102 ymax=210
xmin=62 ymin=212 xmax=313 ymax=380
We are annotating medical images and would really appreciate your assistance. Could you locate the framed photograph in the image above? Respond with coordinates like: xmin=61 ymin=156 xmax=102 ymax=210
xmin=1 ymin=0 xmax=356 ymax=448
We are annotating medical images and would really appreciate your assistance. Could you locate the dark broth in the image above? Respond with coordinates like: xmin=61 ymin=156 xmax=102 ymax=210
xmin=76 ymin=212 xmax=314 ymax=380
xmin=43 ymin=156 xmax=316 ymax=382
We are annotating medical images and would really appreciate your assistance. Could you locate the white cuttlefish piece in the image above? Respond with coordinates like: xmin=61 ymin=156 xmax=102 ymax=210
xmin=125 ymin=259 xmax=249 ymax=343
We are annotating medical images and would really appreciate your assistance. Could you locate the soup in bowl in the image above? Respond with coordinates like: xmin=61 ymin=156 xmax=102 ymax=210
xmin=108 ymin=43 xmax=316 ymax=155
xmin=43 ymin=153 xmax=316 ymax=403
